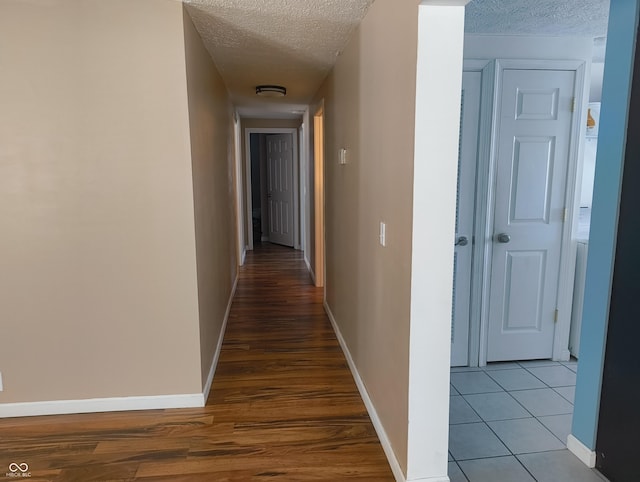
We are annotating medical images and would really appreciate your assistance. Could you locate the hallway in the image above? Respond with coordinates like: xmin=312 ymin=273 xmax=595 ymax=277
xmin=0 ymin=244 xmax=394 ymax=481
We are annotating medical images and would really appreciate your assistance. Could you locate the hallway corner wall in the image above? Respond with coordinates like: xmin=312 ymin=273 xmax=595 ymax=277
xmin=311 ymin=0 xmax=420 ymax=476
xmin=0 ymin=0 xmax=203 ymax=408
xmin=572 ymin=0 xmax=640 ymax=458
xmin=183 ymin=8 xmax=239 ymax=393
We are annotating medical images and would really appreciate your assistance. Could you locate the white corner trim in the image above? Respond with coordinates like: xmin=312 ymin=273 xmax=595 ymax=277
xmin=305 ymin=256 xmax=316 ymax=284
xmin=567 ymin=434 xmax=597 ymax=468
xmin=202 ymin=273 xmax=239 ymax=402
xmin=0 ymin=393 xmax=204 ymax=419
xmin=323 ymin=301 xmax=406 ymax=482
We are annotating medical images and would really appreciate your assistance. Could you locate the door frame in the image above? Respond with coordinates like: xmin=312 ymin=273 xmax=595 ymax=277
xmin=474 ymin=59 xmax=588 ymax=365
xmin=312 ymin=102 xmax=326 ymax=289
xmin=233 ymin=112 xmax=246 ymax=265
xmin=460 ymin=59 xmax=495 ymax=367
xmin=244 ymin=128 xmax=300 ymax=251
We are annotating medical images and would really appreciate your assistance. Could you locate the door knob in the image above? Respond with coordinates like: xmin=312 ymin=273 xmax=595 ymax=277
xmin=497 ymin=233 xmax=511 ymax=243
xmin=455 ymin=236 xmax=468 ymax=247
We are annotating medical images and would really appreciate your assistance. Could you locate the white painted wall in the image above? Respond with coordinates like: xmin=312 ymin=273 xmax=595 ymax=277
xmin=464 ymin=34 xmax=593 ymax=60
xmin=590 ymin=63 xmax=605 ymax=102
xmin=408 ymin=3 xmax=467 ymax=481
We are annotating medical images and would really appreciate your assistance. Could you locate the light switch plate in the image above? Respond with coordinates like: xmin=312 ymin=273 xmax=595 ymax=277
xmin=339 ymin=148 xmax=348 ymax=165
xmin=379 ymin=222 xmax=386 ymax=247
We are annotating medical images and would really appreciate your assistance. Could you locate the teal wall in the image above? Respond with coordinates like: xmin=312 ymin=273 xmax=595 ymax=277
xmin=572 ymin=0 xmax=640 ymax=450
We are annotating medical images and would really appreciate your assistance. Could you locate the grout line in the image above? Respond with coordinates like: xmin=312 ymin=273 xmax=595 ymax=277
xmin=551 ymin=387 xmax=576 ymax=404
xmin=504 ymin=390 xmax=538 ymax=419
xmin=514 ymin=453 xmax=539 ymax=481
xmin=451 ymin=395 xmax=484 ymax=425
xmin=481 ymin=419 xmax=515 ymax=459
xmin=451 ymin=460 xmax=470 ymax=482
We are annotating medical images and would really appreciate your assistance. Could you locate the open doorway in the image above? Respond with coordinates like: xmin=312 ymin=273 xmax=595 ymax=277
xmin=244 ymin=127 xmax=300 ymax=251
xmin=447 ymin=1 xmax=623 ymax=477
xmin=451 ymin=38 xmax=598 ymax=368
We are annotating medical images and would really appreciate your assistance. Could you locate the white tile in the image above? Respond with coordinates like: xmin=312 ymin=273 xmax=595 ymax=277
xmin=483 ymin=362 xmax=522 ymax=371
xmin=518 ymin=450 xmax=605 ymax=482
xmin=450 ymin=371 xmax=504 ymax=395
xmin=450 ymin=395 xmax=482 ymax=424
xmin=449 ymin=423 xmax=510 ymax=460
xmin=518 ymin=360 xmax=561 ymax=368
xmin=538 ymin=414 xmax=572 ymax=445
xmin=554 ymin=386 xmax=576 ymax=404
xmin=510 ymin=388 xmax=574 ymax=417
xmin=488 ymin=418 xmax=565 ymax=454
xmin=448 ymin=461 xmax=468 ymax=482
xmin=458 ymin=456 xmax=535 ymax=482
xmin=451 ymin=384 xmax=459 ymax=396
xmin=486 ymin=368 xmax=546 ymax=391
xmin=464 ymin=392 xmax=531 ymax=421
xmin=526 ymin=365 xmax=577 ymax=387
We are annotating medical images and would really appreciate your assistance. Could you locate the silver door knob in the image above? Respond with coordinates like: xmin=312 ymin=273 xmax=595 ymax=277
xmin=497 ymin=233 xmax=511 ymax=243
xmin=455 ymin=236 xmax=468 ymax=247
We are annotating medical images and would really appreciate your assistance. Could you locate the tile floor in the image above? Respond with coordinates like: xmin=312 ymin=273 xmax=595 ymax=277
xmin=448 ymin=360 xmax=607 ymax=482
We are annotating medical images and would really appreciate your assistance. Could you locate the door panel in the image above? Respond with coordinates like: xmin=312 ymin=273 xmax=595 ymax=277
xmin=510 ymin=137 xmax=554 ymax=222
xmin=487 ymin=69 xmax=575 ymax=362
xmin=502 ymin=250 xmax=546 ymax=331
xmin=451 ymin=71 xmax=482 ymax=367
xmin=266 ymin=134 xmax=294 ymax=247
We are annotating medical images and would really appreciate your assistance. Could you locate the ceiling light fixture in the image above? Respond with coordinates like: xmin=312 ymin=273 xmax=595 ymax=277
xmin=256 ymin=85 xmax=287 ymax=97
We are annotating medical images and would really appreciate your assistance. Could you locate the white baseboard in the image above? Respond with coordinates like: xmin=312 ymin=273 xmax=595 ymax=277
xmin=202 ymin=273 xmax=238 ymax=401
xmin=323 ymin=301 xmax=406 ymax=482
xmin=553 ymin=349 xmax=572 ymax=362
xmin=567 ymin=434 xmax=597 ymax=468
xmin=0 ymin=393 xmax=204 ymax=418
xmin=241 ymin=248 xmax=247 ymax=266
xmin=305 ymin=256 xmax=316 ymax=284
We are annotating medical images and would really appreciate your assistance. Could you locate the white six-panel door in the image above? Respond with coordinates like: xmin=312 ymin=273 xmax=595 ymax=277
xmin=451 ymin=71 xmax=482 ymax=367
xmin=266 ymin=134 xmax=295 ymax=247
xmin=487 ymin=69 xmax=575 ymax=361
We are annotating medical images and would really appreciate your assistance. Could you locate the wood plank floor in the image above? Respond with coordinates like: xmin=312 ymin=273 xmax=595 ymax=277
xmin=0 ymin=243 xmax=394 ymax=481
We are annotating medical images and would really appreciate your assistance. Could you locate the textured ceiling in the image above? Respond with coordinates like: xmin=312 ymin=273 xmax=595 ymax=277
xmin=183 ymin=0 xmax=610 ymax=118
xmin=466 ymin=0 xmax=610 ymax=37
xmin=183 ymin=0 xmax=375 ymax=116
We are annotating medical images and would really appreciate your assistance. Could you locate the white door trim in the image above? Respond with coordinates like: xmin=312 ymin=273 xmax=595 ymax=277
xmin=233 ymin=112 xmax=246 ymax=265
xmin=244 ymin=128 xmax=300 ymax=251
xmin=462 ymin=59 xmax=495 ymax=367
xmin=477 ymin=59 xmax=587 ymax=365
xmin=299 ymin=125 xmax=306 ymax=253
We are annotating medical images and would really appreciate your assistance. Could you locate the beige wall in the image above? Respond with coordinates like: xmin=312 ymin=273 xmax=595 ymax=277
xmin=311 ymin=0 xmax=419 ymax=473
xmin=0 ymin=0 xmax=203 ymax=403
xmin=183 ymin=10 xmax=238 ymax=388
